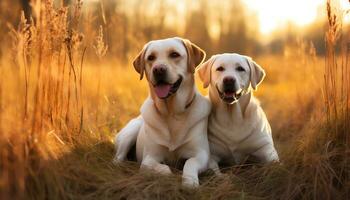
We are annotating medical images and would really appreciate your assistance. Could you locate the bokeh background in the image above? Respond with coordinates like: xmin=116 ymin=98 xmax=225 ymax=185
xmin=1 ymin=0 xmax=349 ymax=60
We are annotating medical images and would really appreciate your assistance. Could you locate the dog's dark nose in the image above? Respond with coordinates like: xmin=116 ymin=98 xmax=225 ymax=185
xmin=223 ymin=77 xmax=235 ymax=86
xmin=223 ymin=76 xmax=236 ymax=91
xmin=153 ymin=65 xmax=167 ymax=81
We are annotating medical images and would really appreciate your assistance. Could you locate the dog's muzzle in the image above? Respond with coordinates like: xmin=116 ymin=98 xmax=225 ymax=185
xmin=216 ymin=85 xmax=244 ymax=104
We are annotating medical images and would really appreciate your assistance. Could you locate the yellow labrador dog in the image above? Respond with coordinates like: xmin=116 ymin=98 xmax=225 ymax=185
xmin=197 ymin=53 xmax=279 ymax=174
xmin=113 ymin=37 xmax=211 ymax=187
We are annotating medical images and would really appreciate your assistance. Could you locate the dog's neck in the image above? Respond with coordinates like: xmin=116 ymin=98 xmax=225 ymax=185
xmin=209 ymin=86 xmax=252 ymax=120
xmin=150 ymin=76 xmax=196 ymax=116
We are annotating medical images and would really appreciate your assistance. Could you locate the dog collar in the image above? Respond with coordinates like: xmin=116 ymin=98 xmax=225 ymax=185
xmin=185 ymin=93 xmax=196 ymax=109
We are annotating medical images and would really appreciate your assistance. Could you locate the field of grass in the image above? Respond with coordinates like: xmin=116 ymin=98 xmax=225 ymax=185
xmin=0 ymin=0 xmax=349 ymax=199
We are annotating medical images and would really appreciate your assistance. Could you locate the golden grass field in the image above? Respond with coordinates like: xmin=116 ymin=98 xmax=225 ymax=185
xmin=0 ymin=0 xmax=349 ymax=199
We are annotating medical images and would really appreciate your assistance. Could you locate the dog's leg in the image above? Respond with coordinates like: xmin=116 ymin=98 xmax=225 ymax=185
xmin=182 ymin=150 xmax=209 ymax=188
xmin=113 ymin=116 xmax=143 ymax=164
xmin=233 ymin=152 xmax=245 ymax=164
xmin=140 ymin=155 xmax=172 ymax=175
xmin=251 ymin=144 xmax=279 ymax=164
xmin=208 ymin=156 xmax=222 ymax=176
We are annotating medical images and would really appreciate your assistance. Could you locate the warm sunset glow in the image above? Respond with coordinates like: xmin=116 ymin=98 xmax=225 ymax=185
xmin=85 ymin=0 xmax=350 ymax=35
xmin=245 ymin=0 xmax=350 ymax=34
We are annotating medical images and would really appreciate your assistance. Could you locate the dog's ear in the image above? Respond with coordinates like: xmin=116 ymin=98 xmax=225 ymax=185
xmin=133 ymin=44 xmax=149 ymax=80
xmin=178 ymin=38 xmax=206 ymax=73
xmin=197 ymin=55 xmax=217 ymax=88
xmin=245 ymin=56 xmax=265 ymax=90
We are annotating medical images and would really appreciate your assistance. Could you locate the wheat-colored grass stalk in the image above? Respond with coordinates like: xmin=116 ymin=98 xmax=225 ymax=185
xmin=322 ymin=0 xmax=350 ymax=198
xmin=324 ymin=0 xmax=349 ymax=141
xmin=93 ymin=25 xmax=108 ymax=123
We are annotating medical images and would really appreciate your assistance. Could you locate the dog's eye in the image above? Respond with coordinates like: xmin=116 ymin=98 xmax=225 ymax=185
xmin=147 ymin=55 xmax=156 ymax=61
xmin=216 ymin=66 xmax=225 ymax=72
xmin=236 ymin=66 xmax=245 ymax=72
xmin=169 ymin=52 xmax=180 ymax=58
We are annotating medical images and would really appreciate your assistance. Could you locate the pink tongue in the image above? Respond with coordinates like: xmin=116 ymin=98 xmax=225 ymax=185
xmin=154 ymin=84 xmax=172 ymax=98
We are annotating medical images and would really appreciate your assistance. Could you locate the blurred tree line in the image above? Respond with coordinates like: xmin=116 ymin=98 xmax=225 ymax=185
xmin=0 ymin=0 xmax=328 ymax=61
xmin=84 ymin=0 xmax=265 ymax=61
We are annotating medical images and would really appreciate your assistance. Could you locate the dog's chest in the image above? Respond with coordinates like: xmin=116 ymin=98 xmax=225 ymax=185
xmin=208 ymin=109 xmax=258 ymax=153
xmin=210 ymin=116 xmax=253 ymax=142
xmin=143 ymin=111 xmax=197 ymax=151
xmin=165 ymin=116 xmax=192 ymax=149
xmin=141 ymin=96 xmax=210 ymax=152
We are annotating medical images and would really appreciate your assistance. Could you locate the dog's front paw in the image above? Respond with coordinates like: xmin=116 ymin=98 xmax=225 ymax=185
xmin=215 ymin=170 xmax=226 ymax=178
xmin=155 ymin=164 xmax=172 ymax=175
xmin=182 ymin=175 xmax=199 ymax=188
xmin=112 ymin=155 xmax=125 ymax=165
xmin=140 ymin=163 xmax=172 ymax=175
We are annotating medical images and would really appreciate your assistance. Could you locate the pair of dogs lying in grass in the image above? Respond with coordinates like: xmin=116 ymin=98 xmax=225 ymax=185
xmin=113 ymin=37 xmax=279 ymax=187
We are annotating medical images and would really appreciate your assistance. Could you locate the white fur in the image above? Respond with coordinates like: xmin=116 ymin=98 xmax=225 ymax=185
xmin=197 ymin=53 xmax=279 ymax=174
xmin=113 ymin=38 xmax=210 ymax=187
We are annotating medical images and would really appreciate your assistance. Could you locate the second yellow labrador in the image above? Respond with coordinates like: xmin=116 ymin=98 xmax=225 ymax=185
xmin=197 ymin=53 xmax=279 ymax=174
xmin=114 ymin=37 xmax=211 ymax=187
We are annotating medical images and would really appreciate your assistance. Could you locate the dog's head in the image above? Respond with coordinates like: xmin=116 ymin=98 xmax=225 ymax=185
xmin=198 ymin=53 xmax=265 ymax=104
xmin=133 ymin=37 xmax=205 ymax=99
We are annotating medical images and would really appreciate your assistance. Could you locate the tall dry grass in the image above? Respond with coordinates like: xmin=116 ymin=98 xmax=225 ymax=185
xmin=0 ymin=0 xmax=349 ymax=199
xmin=324 ymin=0 xmax=350 ymax=141
xmin=1 ymin=0 xmax=87 ymax=198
